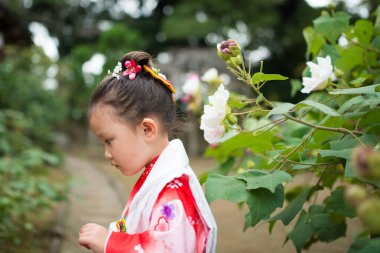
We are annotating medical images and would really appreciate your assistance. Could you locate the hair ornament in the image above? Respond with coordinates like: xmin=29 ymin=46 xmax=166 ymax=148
xmin=143 ymin=65 xmax=176 ymax=94
xmin=108 ymin=62 xmax=123 ymax=80
xmin=123 ymin=60 xmax=142 ymax=80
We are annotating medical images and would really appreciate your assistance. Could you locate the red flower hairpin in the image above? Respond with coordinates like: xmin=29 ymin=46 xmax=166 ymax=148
xmin=122 ymin=60 xmax=142 ymax=80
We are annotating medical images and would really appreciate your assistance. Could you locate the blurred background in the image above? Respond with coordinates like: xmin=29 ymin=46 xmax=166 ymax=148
xmin=0 ymin=0 xmax=377 ymax=252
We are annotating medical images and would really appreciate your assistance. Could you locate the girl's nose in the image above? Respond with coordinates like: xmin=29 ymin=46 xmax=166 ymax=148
xmin=104 ymin=149 xmax=112 ymax=159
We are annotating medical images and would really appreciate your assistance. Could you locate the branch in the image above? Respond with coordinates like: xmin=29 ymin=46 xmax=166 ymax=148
xmin=285 ymin=115 xmax=363 ymax=136
xmin=273 ymin=128 xmax=317 ymax=171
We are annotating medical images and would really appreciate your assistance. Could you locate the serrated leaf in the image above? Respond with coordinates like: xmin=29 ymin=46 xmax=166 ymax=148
xmin=246 ymin=185 xmax=284 ymax=227
xmin=205 ymin=173 xmax=249 ymax=203
xmin=329 ymin=84 xmax=380 ymax=95
xmin=298 ymin=100 xmax=340 ymax=117
xmin=252 ymin=72 xmax=288 ymax=85
xmin=313 ymin=12 xmax=351 ymax=43
xmin=236 ymin=170 xmax=292 ymax=193
xmin=265 ymin=103 xmax=294 ymax=119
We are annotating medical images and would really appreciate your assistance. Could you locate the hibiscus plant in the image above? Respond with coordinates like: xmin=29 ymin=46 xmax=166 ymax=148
xmin=200 ymin=6 xmax=380 ymax=252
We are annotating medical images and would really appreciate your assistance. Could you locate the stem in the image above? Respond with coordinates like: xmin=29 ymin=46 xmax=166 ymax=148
xmin=273 ymin=128 xmax=317 ymax=171
xmin=272 ymin=155 xmax=339 ymax=167
xmin=351 ymin=40 xmax=380 ymax=56
xmin=285 ymin=114 xmax=363 ymax=136
xmin=241 ymin=118 xmax=287 ymax=134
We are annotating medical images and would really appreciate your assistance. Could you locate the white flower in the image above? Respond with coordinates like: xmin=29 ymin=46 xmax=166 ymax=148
xmin=182 ymin=73 xmax=200 ymax=95
xmin=301 ymin=55 xmax=334 ymax=93
xmin=201 ymin=68 xmax=218 ymax=82
xmin=201 ymin=68 xmax=230 ymax=85
xmin=200 ymin=84 xmax=229 ymax=144
xmin=108 ymin=62 xmax=122 ymax=80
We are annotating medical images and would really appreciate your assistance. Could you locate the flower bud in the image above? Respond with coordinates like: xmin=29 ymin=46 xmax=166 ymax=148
xmin=231 ymin=55 xmax=243 ymax=65
xmin=353 ymin=146 xmax=380 ymax=180
xmin=217 ymin=39 xmax=241 ymax=61
xmin=367 ymin=151 xmax=380 ymax=180
xmin=357 ymin=197 xmax=380 ymax=235
xmin=334 ymin=68 xmax=344 ymax=78
xmin=344 ymin=184 xmax=367 ymax=207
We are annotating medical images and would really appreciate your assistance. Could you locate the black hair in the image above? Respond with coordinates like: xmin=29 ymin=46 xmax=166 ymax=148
xmin=88 ymin=51 xmax=177 ymax=137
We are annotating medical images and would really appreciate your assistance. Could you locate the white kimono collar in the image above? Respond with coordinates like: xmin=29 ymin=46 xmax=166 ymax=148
xmin=125 ymin=139 xmax=217 ymax=252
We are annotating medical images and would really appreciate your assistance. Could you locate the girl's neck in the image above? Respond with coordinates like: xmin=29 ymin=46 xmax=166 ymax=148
xmin=147 ymin=136 xmax=169 ymax=166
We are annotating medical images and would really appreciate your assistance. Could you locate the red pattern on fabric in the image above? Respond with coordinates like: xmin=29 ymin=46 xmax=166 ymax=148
xmin=105 ymin=157 xmax=207 ymax=253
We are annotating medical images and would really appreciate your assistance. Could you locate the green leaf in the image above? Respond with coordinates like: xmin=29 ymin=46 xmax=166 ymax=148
xmin=319 ymin=149 xmax=352 ymax=160
xmin=320 ymin=44 xmax=340 ymax=63
xmin=287 ymin=210 xmax=314 ymax=253
xmin=243 ymin=212 xmax=252 ymax=231
xmin=319 ymin=149 xmax=355 ymax=178
xmin=308 ymin=205 xmax=346 ymax=242
xmin=198 ymin=171 xmax=209 ymax=185
xmin=303 ymin=26 xmax=326 ymax=58
xmin=372 ymin=36 xmax=380 ymax=50
xmin=325 ymin=187 xmax=356 ymax=218
xmin=265 ymin=103 xmax=294 ymax=119
xmin=251 ymin=72 xmax=288 ymax=85
xmin=204 ymin=132 xmax=273 ymax=161
xmin=205 ymin=173 xmax=249 ymax=203
xmin=246 ymin=185 xmax=284 ymax=227
xmin=346 ymin=20 xmax=373 ymax=45
xmin=213 ymin=156 xmax=236 ymax=175
xmin=270 ymin=187 xmax=310 ymax=225
xmin=236 ymin=170 xmax=292 ymax=193
xmin=350 ymin=77 xmax=367 ymax=87
xmin=329 ymin=134 xmax=378 ymax=151
xmin=375 ymin=5 xmax=380 ymax=35
xmin=348 ymin=238 xmax=380 ymax=253
xmin=329 ymin=84 xmax=380 ymax=95
xmin=335 ymin=45 xmax=365 ymax=74
xmin=290 ymin=79 xmax=302 ymax=97
xmin=228 ymin=99 xmax=249 ymax=109
xmin=298 ymin=100 xmax=340 ymax=117
xmin=312 ymin=117 xmax=342 ymax=144
xmin=338 ymin=96 xmax=366 ymax=113
xmin=225 ymin=132 xmax=273 ymax=154
xmin=313 ymin=12 xmax=351 ymax=43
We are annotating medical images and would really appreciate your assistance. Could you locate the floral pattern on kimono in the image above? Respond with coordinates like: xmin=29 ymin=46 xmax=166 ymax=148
xmin=105 ymin=157 xmax=208 ymax=253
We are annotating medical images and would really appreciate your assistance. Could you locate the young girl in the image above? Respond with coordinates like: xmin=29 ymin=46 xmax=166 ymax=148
xmin=78 ymin=51 xmax=217 ymax=253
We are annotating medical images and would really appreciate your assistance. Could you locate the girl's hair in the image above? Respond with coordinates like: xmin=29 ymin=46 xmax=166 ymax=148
xmin=88 ymin=51 xmax=177 ymax=137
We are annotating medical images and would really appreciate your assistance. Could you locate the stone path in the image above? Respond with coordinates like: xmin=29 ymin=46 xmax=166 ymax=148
xmin=59 ymin=155 xmax=125 ymax=253
xmin=58 ymin=153 xmax=362 ymax=253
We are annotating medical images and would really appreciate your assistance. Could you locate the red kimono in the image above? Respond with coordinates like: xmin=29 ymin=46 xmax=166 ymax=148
xmin=104 ymin=140 xmax=216 ymax=253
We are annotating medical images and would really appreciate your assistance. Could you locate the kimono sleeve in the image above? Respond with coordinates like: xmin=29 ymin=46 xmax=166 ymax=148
xmin=105 ymin=175 xmax=206 ymax=253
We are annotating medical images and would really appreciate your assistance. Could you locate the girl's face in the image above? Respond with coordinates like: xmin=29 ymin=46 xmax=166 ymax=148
xmin=89 ymin=104 xmax=150 ymax=176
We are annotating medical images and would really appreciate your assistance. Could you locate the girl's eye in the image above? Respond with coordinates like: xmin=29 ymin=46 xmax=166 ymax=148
xmin=105 ymin=139 xmax=112 ymax=145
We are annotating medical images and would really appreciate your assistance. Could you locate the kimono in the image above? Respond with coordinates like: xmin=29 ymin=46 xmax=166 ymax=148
xmin=104 ymin=139 xmax=217 ymax=253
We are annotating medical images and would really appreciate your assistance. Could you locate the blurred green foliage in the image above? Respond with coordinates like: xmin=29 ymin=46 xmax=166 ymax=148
xmin=0 ymin=47 xmax=67 ymax=247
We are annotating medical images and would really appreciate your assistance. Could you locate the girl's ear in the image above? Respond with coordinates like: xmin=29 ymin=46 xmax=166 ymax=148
xmin=141 ymin=117 xmax=158 ymax=142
